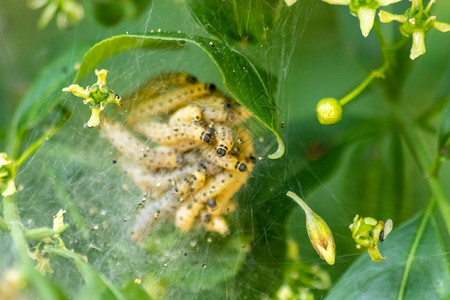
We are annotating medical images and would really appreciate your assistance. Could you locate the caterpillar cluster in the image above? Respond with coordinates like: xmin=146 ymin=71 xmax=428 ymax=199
xmin=98 ymin=73 xmax=255 ymax=242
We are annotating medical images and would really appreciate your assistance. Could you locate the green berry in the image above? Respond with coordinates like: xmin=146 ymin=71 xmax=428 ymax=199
xmin=316 ymin=98 xmax=343 ymax=125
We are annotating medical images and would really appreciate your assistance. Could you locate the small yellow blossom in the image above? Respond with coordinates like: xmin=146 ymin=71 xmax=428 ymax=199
xmin=322 ymin=0 xmax=400 ymax=37
xmin=63 ymin=69 xmax=121 ymax=127
xmin=349 ymin=214 xmax=393 ymax=262
xmin=379 ymin=1 xmax=450 ymax=60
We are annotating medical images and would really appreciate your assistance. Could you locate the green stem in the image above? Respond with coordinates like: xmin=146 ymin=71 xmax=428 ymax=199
xmin=2 ymin=197 xmax=67 ymax=299
xmin=339 ymin=66 xmax=387 ymax=106
xmin=426 ymin=176 xmax=450 ymax=231
xmin=44 ymin=246 xmax=126 ymax=300
xmin=15 ymin=126 xmax=60 ymax=168
xmin=388 ymin=37 xmax=409 ymax=52
xmin=397 ymin=198 xmax=435 ymax=300
xmin=7 ymin=128 xmax=24 ymax=161
xmin=373 ymin=22 xmax=390 ymax=65
xmin=393 ymin=106 xmax=450 ymax=233
xmin=13 ymin=106 xmax=70 ymax=167
xmin=286 ymin=191 xmax=312 ymax=214
xmin=3 ymin=195 xmax=33 ymax=263
xmin=25 ymin=227 xmax=56 ymax=241
xmin=429 ymin=156 xmax=442 ymax=178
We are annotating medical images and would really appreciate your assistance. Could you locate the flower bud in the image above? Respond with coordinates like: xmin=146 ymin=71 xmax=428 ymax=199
xmin=316 ymin=98 xmax=342 ymax=125
xmin=287 ymin=191 xmax=336 ymax=265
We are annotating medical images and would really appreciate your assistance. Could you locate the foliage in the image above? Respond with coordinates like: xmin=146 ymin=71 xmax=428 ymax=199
xmin=0 ymin=0 xmax=449 ymax=299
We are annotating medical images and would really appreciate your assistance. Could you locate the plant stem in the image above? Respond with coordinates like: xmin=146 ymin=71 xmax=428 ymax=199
xmin=339 ymin=65 xmax=387 ymax=106
xmin=25 ymin=227 xmax=55 ymax=241
xmin=396 ymin=197 xmax=435 ymax=300
xmin=44 ymin=246 xmax=127 ymax=300
xmin=426 ymin=176 xmax=450 ymax=230
xmin=15 ymin=126 xmax=60 ymax=168
xmin=3 ymin=195 xmax=32 ymax=263
xmin=373 ymin=22 xmax=391 ymax=66
xmin=393 ymin=106 xmax=450 ymax=233
xmin=286 ymin=191 xmax=311 ymax=214
xmin=2 ymin=197 xmax=67 ymax=299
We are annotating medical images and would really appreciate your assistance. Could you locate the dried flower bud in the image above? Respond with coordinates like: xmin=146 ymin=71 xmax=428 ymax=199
xmin=287 ymin=191 xmax=336 ymax=265
xmin=316 ymin=98 xmax=342 ymax=125
xmin=53 ymin=209 xmax=67 ymax=233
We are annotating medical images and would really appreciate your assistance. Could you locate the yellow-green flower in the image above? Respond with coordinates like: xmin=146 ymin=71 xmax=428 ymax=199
xmin=322 ymin=0 xmax=401 ymax=37
xmin=63 ymin=69 xmax=121 ymax=127
xmin=287 ymin=191 xmax=336 ymax=265
xmin=28 ymin=0 xmax=84 ymax=29
xmin=379 ymin=1 xmax=450 ymax=60
xmin=349 ymin=214 xmax=393 ymax=262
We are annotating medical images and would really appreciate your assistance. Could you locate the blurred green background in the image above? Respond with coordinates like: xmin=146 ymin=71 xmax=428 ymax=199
xmin=0 ymin=0 xmax=449 ymax=299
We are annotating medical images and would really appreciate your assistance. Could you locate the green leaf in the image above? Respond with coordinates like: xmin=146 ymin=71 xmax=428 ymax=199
xmin=74 ymin=32 xmax=284 ymax=158
xmin=186 ymin=0 xmax=283 ymax=45
xmin=438 ymin=101 xmax=450 ymax=159
xmin=326 ymin=215 xmax=450 ymax=300
xmin=7 ymin=45 xmax=89 ymax=157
